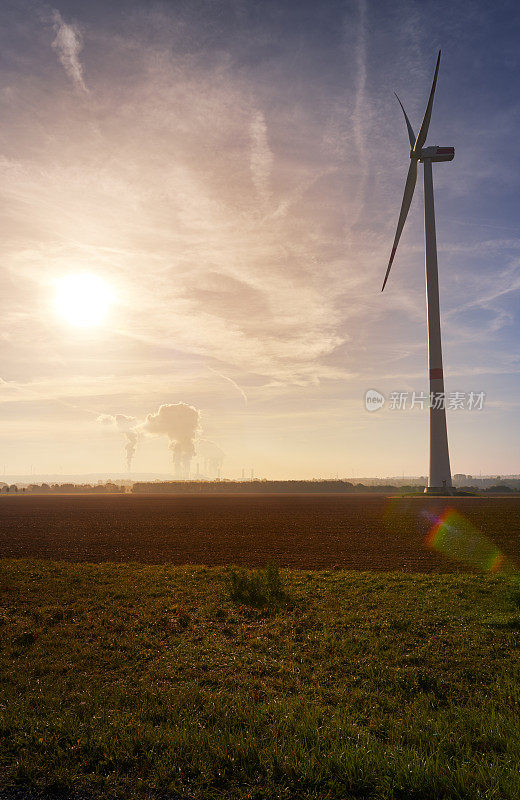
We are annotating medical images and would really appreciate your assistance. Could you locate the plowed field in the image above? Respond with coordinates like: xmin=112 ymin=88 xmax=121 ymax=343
xmin=1 ymin=493 xmax=519 ymax=571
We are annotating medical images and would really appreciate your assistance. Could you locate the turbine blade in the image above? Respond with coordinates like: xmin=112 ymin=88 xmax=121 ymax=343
xmin=395 ymin=93 xmax=416 ymax=149
xmin=381 ymin=160 xmax=418 ymax=291
xmin=413 ymin=50 xmax=441 ymax=155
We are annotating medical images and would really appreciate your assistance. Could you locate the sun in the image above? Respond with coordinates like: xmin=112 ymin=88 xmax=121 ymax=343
xmin=54 ymin=273 xmax=114 ymax=327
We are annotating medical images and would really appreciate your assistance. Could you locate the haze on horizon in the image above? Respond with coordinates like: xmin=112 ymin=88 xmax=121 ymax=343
xmin=0 ymin=0 xmax=519 ymax=480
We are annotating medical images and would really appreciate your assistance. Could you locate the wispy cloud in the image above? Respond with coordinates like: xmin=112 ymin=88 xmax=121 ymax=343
xmin=51 ymin=9 xmax=88 ymax=93
xmin=352 ymin=0 xmax=368 ymax=176
xmin=249 ymin=110 xmax=273 ymax=205
xmin=207 ymin=366 xmax=248 ymax=405
xmin=0 ymin=376 xmax=99 ymax=416
xmin=0 ymin=0 xmax=519 ymax=476
xmin=342 ymin=0 xmax=369 ymax=234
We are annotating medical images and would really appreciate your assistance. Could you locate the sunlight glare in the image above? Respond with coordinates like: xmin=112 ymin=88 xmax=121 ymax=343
xmin=54 ymin=273 xmax=114 ymax=327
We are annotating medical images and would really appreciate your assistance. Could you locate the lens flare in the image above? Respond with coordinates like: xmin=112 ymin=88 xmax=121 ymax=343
xmin=424 ymin=508 xmax=514 ymax=574
xmin=382 ymin=498 xmax=517 ymax=575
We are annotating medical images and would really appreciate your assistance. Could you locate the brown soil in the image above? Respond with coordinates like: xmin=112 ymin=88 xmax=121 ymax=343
xmin=0 ymin=493 xmax=519 ymax=572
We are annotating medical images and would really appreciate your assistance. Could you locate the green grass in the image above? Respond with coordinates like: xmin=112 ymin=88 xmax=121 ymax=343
xmin=1 ymin=560 xmax=520 ymax=799
xmin=227 ymin=564 xmax=288 ymax=608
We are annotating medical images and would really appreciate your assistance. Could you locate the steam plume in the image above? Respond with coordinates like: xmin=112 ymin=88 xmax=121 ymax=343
xmin=98 ymin=414 xmax=138 ymax=471
xmin=124 ymin=430 xmax=138 ymax=471
xmin=51 ymin=9 xmax=88 ymax=93
xmin=141 ymin=403 xmax=201 ymax=479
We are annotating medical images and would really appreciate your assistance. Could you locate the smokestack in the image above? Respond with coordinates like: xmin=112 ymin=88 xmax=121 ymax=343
xmin=141 ymin=402 xmax=201 ymax=479
xmin=197 ymin=439 xmax=225 ymax=480
xmin=250 ymin=468 xmax=254 ymax=480
xmin=241 ymin=468 xmax=244 ymax=479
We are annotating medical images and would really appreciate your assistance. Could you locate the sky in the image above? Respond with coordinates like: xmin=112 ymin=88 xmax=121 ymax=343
xmin=0 ymin=0 xmax=519 ymax=480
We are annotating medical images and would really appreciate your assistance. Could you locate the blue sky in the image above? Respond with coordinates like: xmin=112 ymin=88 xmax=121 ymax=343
xmin=0 ymin=0 xmax=518 ymax=478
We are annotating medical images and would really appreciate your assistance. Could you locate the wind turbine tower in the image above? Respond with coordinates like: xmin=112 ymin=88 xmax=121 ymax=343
xmin=382 ymin=51 xmax=454 ymax=494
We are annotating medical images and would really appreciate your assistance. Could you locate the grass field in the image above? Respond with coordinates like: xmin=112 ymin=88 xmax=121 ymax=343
xmin=1 ymin=559 xmax=520 ymax=799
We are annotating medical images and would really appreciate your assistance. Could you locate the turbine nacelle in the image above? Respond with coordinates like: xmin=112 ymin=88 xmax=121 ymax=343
xmin=418 ymin=145 xmax=454 ymax=163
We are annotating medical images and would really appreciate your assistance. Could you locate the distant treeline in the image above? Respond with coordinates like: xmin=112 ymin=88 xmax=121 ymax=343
xmin=1 ymin=480 xmax=518 ymax=495
xmin=131 ymin=480 xmax=520 ymax=495
xmin=0 ymin=483 xmax=125 ymax=494
xmin=132 ymin=480 xmax=403 ymax=494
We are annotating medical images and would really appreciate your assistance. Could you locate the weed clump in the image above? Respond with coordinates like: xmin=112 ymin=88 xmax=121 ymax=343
xmin=227 ymin=564 xmax=288 ymax=609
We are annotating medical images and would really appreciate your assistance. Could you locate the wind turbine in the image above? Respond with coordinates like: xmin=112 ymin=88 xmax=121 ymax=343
xmin=382 ymin=51 xmax=454 ymax=494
